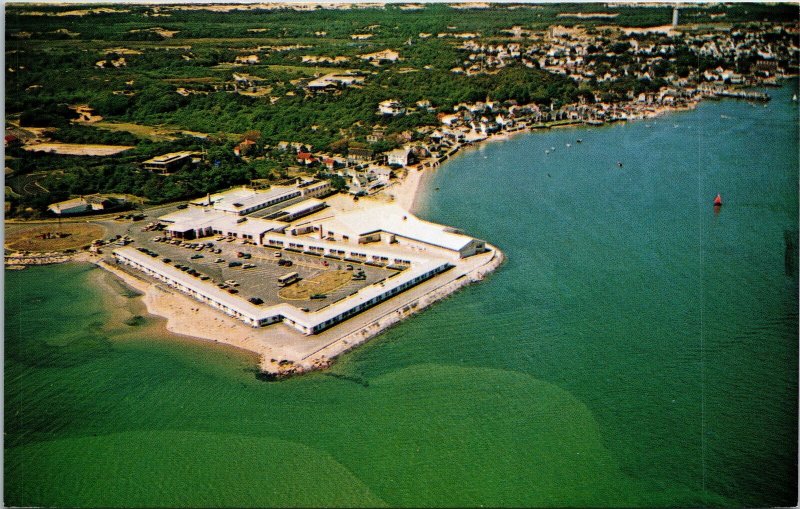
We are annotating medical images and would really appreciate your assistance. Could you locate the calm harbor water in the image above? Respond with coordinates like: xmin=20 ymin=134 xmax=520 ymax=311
xmin=5 ymin=81 xmax=798 ymax=507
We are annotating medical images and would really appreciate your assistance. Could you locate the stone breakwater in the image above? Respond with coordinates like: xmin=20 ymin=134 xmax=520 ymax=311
xmin=263 ymin=245 xmax=506 ymax=379
xmin=5 ymin=251 xmax=74 ymax=268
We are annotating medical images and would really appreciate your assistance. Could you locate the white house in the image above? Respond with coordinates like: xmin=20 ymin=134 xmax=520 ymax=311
xmin=378 ymin=99 xmax=405 ymax=116
xmin=386 ymin=147 xmax=414 ymax=167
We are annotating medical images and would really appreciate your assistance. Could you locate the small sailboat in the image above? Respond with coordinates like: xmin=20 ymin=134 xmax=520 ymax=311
xmin=576 ymin=139 xmax=582 ymax=143
xmin=545 ymin=149 xmax=550 ymax=154
xmin=617 ymin=161 xmax=623 ymax=168
xmin=713 ymin=193 xmax=723 ymax=207
xmin=793 ymin=94 xmax=797 ymax=102
xmin=566 ymin=143 xmax=571 ymax=148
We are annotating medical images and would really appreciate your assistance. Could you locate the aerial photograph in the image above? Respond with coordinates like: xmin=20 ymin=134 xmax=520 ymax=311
xmin=3 ymin=0 xmax=798 ymax=506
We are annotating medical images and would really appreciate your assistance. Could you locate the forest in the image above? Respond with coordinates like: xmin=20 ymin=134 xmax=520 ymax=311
xmin=5 ymin=2 xmax=798 ymax=217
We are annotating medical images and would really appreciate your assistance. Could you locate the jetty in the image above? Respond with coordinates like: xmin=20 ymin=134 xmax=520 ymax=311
xmin=713 ymin=90 xmax=770 ymax=101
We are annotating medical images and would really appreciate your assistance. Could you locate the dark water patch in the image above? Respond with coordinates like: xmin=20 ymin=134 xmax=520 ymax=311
xmin=323 ymin=372 xmax=370 ymax=388
xmin=123 ymin=315 xmax=146 ymax=327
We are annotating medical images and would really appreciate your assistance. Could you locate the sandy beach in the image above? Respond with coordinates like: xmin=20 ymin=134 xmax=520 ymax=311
xmin=93 ymin=257 xmax=283 ymax=361
xmin=389 ymin=166 xmax=428 ymax=212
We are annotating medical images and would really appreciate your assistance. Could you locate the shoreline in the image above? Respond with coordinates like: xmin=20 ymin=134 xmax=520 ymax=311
xmin=5 ymin=89 xmax=775 ymax=377
xmin=82 ymin=242 xmax=504 ymax=378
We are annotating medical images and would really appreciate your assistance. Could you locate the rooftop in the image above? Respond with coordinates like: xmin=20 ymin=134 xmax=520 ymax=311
xmin=315 ymin=204 xmax=475 ymax=252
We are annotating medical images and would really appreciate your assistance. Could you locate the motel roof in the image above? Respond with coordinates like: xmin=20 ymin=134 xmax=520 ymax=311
xmin=276 ymin=198 xmax=325 ymax=216
xmin=189 ymin=185 xmax=302 ymax=213
xmin=161 ymin=207 xmax=286 ymax=236
xmin=114 ymin=245 xmax=449 ymax=332
xmin=316 ymin=204 xmax=476 ymax=252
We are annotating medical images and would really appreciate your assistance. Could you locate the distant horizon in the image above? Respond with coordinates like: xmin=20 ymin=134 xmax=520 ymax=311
xmin=4 ymin=0 xmax=779 ymax=6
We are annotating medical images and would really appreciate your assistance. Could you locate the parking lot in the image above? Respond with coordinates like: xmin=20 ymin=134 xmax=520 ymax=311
xmin=122 ymin=229 xmax=397 ymax=312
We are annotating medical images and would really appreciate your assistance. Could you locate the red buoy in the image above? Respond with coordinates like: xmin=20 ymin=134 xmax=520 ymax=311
xmin=713 ymin=193 xmax=723 ymax=206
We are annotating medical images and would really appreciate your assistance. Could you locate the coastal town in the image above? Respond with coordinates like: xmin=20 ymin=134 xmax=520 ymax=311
xmin=5 ymin=3 xmax=799 ymax=375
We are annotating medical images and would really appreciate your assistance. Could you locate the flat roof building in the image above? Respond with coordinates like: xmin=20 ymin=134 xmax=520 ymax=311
xmin=160 ymin=207 xmax=287 ymax=242
xmin=142 ymin=151 xmax=199 ymax=174
xmin=48 ymin=194 xmax=124 ymax=215
xmin=264 ymin=198 xmax=327 ymax=222
xmin=190 ymin=186 xmax=302 ymax=216
xmin=310 ymin=204 xmax=485 ymax=259
xmin=114 ymin=244 xmax=451 ymax=335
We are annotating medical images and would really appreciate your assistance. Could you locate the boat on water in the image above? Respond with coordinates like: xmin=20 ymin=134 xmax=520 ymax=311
xmin=793 ymin=94 xmax=797 ymax=102
xmin=617 ymin=161 xmax=623 ymax=168
xmin=714 ymin=193 xmax=723 ymax=207
xmin=576 ymin=139 xmax=582 ymax=143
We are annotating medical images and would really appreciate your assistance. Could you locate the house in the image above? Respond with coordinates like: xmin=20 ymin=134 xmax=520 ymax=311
xmin=232 ymin=73 xmax=269 ymax=92
xmin=367 ymin=127 xmax=386 ymax=143
xmin=416 ymin=100 xmax=434 ymax=112
xmin=359 ymin=49 xmax=400 ymax=64
xmin=386 ymin=147 xmax=415 ymax=167
xmin=234 ymin=139 xmax=256 ymax=157
xmin=297 ymin=152 xmax=319 ymax=166
xmin=277 ymin=141 xmax=307 ymax=152
xmin=234 ymin=54 xmax=260 ymax=65
xmin=439 ymin=113 xmax=460 ymax=126
xmin=347 ymin=147 xmax=374 ymax=162
xmin=378 ymin=99 xmax=405 ymax=117
xmin=322 ymin=157 xmax=337 ymax=171
xmin=367 ymin=165 xmax=393 ymax=180
xmin=307 ymin=72 xmax=365 ymax=93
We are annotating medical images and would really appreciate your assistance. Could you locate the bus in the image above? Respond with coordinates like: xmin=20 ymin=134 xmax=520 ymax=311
xmin=277 ymin=271 xmax=300 ymax=287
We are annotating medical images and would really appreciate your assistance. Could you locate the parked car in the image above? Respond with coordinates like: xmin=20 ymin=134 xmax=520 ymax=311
xmin=228 ymin=261 xmax=242 ymax=268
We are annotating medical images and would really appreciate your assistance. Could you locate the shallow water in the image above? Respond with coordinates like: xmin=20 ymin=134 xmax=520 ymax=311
xmin=5 ymin=81 xmax=798 ymax=507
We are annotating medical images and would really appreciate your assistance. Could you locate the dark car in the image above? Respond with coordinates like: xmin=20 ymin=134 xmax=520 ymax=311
xmin=228 ymin=261 xmax=242 ymax=268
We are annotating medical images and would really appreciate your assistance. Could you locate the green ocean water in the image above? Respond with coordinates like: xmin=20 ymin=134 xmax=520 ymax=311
xmin=5 ymin=82 xmax=798 ymax=507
